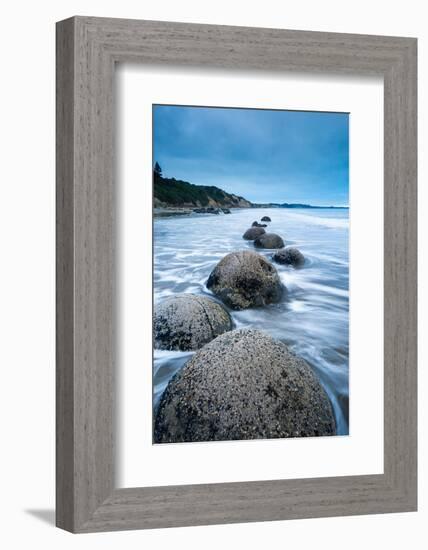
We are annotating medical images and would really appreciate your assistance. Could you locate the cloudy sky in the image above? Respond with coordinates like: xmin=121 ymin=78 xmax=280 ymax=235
xmin=153 ymin=104 xmax=349 ymax=206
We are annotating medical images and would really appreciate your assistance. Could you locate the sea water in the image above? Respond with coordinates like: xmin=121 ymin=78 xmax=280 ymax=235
xmin=153 ymin=208 xmax=349 ymax=436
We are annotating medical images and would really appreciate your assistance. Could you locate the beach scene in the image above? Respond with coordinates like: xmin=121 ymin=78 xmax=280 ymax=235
xmin=152 ymin=105 xmax=349 ymax=443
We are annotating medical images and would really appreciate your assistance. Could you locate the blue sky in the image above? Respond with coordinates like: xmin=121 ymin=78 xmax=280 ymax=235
xmin=153 ymin=105 xmax=349 ymax=206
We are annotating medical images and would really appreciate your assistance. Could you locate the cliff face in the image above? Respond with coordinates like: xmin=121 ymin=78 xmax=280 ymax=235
xmin=154 ymin=173 xmax=252 ymax=208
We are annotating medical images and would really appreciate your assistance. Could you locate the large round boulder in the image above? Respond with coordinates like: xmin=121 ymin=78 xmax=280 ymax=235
xmin=273 ymin=247 xmax=305 ymax=267
xmin=154 ymin=329 xmax=336 ymax=443
xmin=206 ymin=250 xmax=283 ymax=310
xmin=154 ymin=294 xmax=232 ymax=351
xmin=254 ymin=233 xmax=285 ymax=249
xmin=243 ymin=227 xmax=266 ymax=240
xmin=261 ymin=216 xmax=271 ymax=222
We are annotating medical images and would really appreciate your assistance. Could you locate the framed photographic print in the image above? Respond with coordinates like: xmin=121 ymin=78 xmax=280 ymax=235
xmin=56 ymin=17 xmax=417 ymax=532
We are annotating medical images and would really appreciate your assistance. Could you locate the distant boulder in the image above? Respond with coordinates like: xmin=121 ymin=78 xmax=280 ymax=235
xmin=205 ymin=207 xmax=220 ymax=214
xmin=252 ymin=221 xmax=267 ymax=227
xmin=243 ymin=227 xmax=266 ymax=240
xmin=254 ymin=233 xmax=285 ymax=249
xmin=154 ymin=294 xmax=232 ymax=351
xmin=273 ymin=247 xmax=305 ymax=267
xmin=261 ymin=216 xmax=271 ymax=222
xmin=206 ymin=250 xmax=283 ymax=310
xmin=154 ymin=329 xmax=336 ymax=443
xmin=222 ymin=208 xmax=231 ymax=214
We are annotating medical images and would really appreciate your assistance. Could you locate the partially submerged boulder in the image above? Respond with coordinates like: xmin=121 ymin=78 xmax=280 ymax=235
xmin=206 ymin=250 xmax=283 ymax=310
xmin=254 ymin=233 xmax=285 ymax=249
xmin=243 ymin=227 xmax=266 ymax=240
xmin=261 ymin=216 xmax=271 ymax=222
xmin=252 ymin=221 xmax=267 ymax=227
xmin=154 ymin=329 xmax=336 ymax=443
xmin=273 ymin=247 xmax=305 ymax=267
xmin=154 ymin=294 xmax=232 ymax=351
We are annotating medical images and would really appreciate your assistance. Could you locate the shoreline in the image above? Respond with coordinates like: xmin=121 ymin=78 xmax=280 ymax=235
xmin=154 ymin=205 xmax=348 ymax=218
xmin=153 ymin=206 xmax=248 ymax=217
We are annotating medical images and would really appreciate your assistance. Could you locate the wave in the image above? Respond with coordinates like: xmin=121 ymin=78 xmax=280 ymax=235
xmin=284 ymin=211 xmax=348 ymax=229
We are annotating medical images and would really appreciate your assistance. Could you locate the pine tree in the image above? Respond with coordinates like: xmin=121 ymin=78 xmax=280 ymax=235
xmin=154 ymin=161 xmax=162 ymax=176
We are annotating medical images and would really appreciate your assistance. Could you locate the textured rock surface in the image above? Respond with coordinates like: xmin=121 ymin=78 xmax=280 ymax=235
xmin=273 ymin=247 xmax=305 ymax=267
xmin=254 ymin=233 xmax=285 ymax=249
xmin=154 ymin=329 xmax=336 ymax=443
xmin=154 ymin=294 xmax=232 ymax=351
xmin=206 ymin=250 xmax=283 ymax=310
xmin=261 ymin=216 xmax=271 ymax=222
xmin=243 ymin=227 xmax=266 ymax=240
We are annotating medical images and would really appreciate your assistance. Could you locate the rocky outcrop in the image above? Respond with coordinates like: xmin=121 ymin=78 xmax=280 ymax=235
xmin=273 ymin=247 xmax=305 ymax=267
xmin=206 ymin=251 xmax=283 ymax=310
xmin=154 ymin=294 xmax=232 ymax=351
xmin=232 ymin=196 xmax=252 ymax=208
xmin=154 ymin=329 xmax=336 ymax=443
xmin=254 ymin=233 xmax=285 ymax=249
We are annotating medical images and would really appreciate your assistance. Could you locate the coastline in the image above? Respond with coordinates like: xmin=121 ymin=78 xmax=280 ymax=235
xmin=153 ymin=206 xmax=249 ymax=217
xmin=153 ymin=207 xmax=194 ymax=217
xmin=154 ymin=205 xmax=348 ymax=218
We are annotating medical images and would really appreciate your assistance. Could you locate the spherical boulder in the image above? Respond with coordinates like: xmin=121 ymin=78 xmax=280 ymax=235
xmin=243 ymin=227 xmax=266 ymax=240
xmin=154 ymin=294 xmax=232 ymax=351
xmin=154 ymin=329 xmax=336 ymax=443
xmin=206 ymin=250 xmax=283 ymax=310
xmin=254 ymin=233 xmax=285 ymax=249
xmin=273 ymin=247 xmax=305 ymax=267
xmin=261 ymin=216 xmax=271 ymax=222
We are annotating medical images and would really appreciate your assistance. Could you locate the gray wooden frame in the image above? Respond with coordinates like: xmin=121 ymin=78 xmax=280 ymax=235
xmin=56 ymin=16 xmax=417 ymax=533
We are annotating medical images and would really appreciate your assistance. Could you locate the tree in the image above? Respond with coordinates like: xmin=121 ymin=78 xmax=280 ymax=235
xmin=154 ymin=161 xmax=162 ymax=177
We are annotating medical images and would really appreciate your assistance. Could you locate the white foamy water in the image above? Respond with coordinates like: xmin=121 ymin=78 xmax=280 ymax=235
xmin=153 ymin=208 xmax=349 ymax=435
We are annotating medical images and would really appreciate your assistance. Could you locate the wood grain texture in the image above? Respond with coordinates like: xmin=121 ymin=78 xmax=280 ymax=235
xmin=56 ymin=18 xmax=75 ymax=532
xmin=56 ymin=16 xmax=417 ymax=533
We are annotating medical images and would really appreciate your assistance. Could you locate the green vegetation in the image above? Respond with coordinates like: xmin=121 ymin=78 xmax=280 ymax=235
xmin=153 ymin=171 xmax=249 ymax=207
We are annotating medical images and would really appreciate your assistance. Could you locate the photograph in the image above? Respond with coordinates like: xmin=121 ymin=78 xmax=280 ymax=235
xmin=152 ymin=104 xmax=349 ymax=444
